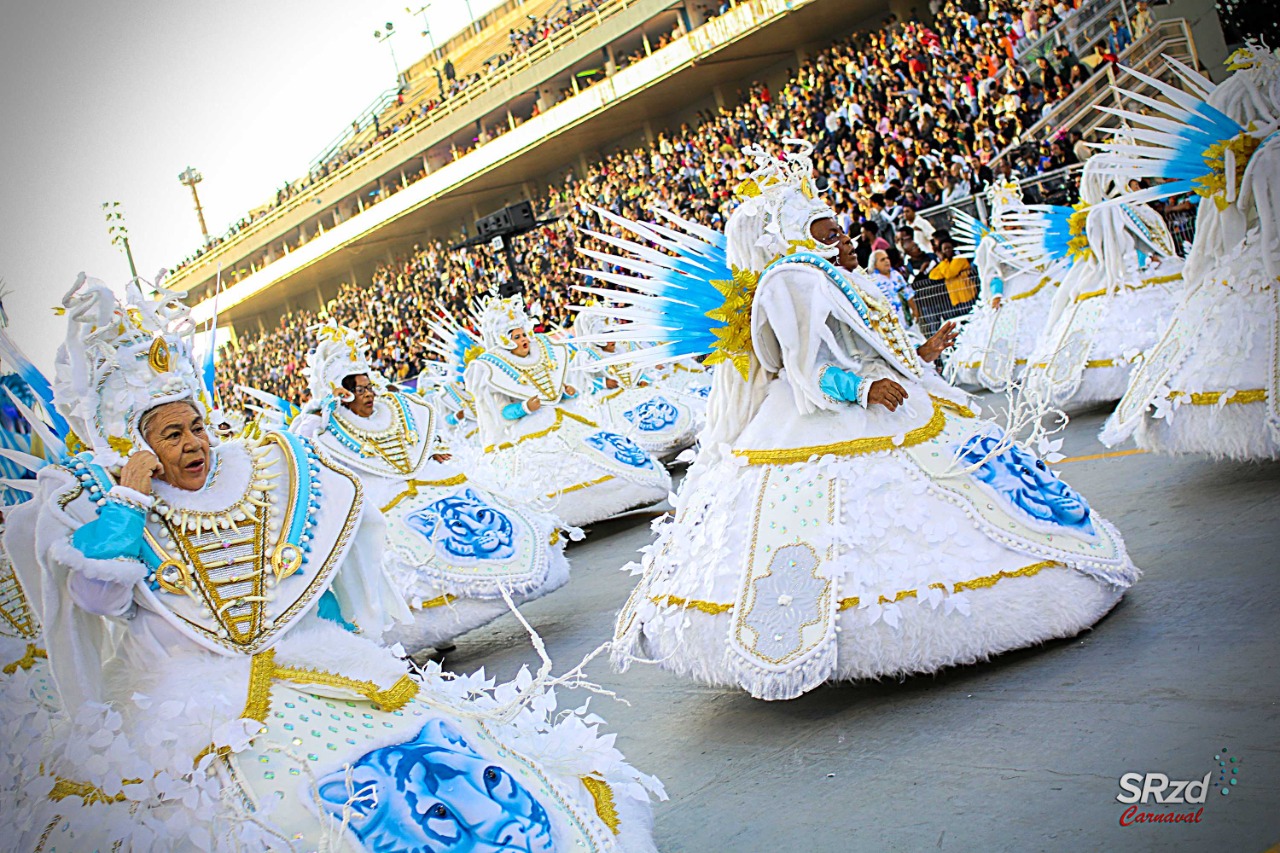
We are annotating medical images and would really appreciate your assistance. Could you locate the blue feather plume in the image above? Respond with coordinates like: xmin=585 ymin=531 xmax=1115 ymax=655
xmin=572 ymin=205 xmax=732 ymax=370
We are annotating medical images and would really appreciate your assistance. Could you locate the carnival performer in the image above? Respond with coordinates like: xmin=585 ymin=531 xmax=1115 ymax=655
xmin=0 ymin=512 xmax=42 ymax=678
xmin=0 ymin=374 xmax=47 ymax=678
xmin=464 ymin=295 xmax=671 ymax=528
xmin=578 ymin=144 xmax=1137 ymax=701
xmin=1007 ymin=154 xmax=1184 ymax=411
xmin=572 ymin=311 xmax=698 ymax=461
xmin=291 ymin=323 xmax=571 ymax=653
xmin=420 ymin=317 xmax=485 ymax=455
xmin=0 ymin=276 xmax=662 ymax=851
xmin=1098 ymin=48 xmax=1280 ymax=459
xmin=945 ymin=180 xmax=1069 ymax=390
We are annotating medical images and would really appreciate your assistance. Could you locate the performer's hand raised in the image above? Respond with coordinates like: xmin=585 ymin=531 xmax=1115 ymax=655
xmin=867 ymin=378 xmax=908 ymax=411
xmin=120 ymin=450 xmax=163 ymax=495
xmin=917 ymin=322 xmax=959 ymax=363
xmin=605 ymin=377 xmax=620 ymax=389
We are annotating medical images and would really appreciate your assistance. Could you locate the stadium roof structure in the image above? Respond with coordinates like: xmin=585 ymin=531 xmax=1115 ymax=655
xmin=173 ymin=0 xmax=896 ymax=331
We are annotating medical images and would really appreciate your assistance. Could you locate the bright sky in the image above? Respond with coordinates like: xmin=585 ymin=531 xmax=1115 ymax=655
xmin=0 ymin=0 xmax=505 ymax=373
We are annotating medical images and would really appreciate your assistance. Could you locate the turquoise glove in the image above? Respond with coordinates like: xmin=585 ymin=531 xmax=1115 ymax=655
xmin=72 ymin=498 xmax=146 ymax=562
xmin=819 ymin=366 xmax=863 ymax=404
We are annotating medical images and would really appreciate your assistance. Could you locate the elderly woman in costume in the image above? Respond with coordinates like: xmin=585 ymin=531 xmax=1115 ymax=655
xmin=291 ymin=323 xmax=571 ymax=653
xmin=581 ymin=144 xmax=1138 ymax=701
xmin=1100 ymin=48 xmax=1280 ymax=460
xmin=944 ymin=180 xmax=1068 ymax=391
xmin=464 ymin=295 xmax=670 ymax=528
xmin=0 ymin=278 xmax=662 ymax=851
xmin=572 ymin=310 xmax=698 ymax=462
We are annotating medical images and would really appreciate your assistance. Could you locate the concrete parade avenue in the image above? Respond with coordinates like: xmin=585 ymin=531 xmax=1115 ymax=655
xmin=431 ymin=395 xmax=1280 ymax=853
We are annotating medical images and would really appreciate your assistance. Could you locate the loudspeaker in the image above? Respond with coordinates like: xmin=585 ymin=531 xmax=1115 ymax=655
xmin=476 ymin=201 xmax=536 ymax=238
xmin=476 ymin=207 xmax=513 ymax=238
xmin=506 ymin=200 xmax=535 ymax=230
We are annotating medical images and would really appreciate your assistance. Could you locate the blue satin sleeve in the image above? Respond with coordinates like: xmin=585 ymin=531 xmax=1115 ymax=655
xmin=819 ymin=366 xmax=863 ymax=403
xmin=502 ymin=401 xmax=529 ymax=420
xmin=989 ymin=276 xmax=1004 ymax=296
xmin=71 ymin=499 xmax=146 ymax=562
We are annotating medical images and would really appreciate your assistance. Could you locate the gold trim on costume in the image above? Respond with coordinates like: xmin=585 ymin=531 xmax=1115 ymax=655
xmin=485 ymin=407 xmax=599 ymax=453
xmin=654 ymin=560 xmax=1065 ymax=614
xmin=731 ymin=396 xmax=975 ymax=465
xmin=1074 ymin=273 xmax=1183 ymax=303
xmin=581 ymin=775 xmax=621 ymax=834
xmin=554 ymin=474 xmax=614 ymax=497
xmin=655 ymin=594 xmax=732 ymax=614
xmin=1168 ymin=388 xmax=1267 ymax=406
xmin=380 ymin=473 xmax=469 ymax=513
xmin=271 ymin=666 xmax=419 ymax=711
xmin=49 ymin=777 xmax=140 ymax=805
xmin=417 ymin=593 xmax=457 ymax=609
xmin=242 ymin=649 xmax=276 ymax=722
xmin=240 ymin=647 xmax=419 ymax=727
xmin=1010 ymin=276 xmax=1053 ymax=301
xmin=2 ymin=643 xmax=46 ymax=675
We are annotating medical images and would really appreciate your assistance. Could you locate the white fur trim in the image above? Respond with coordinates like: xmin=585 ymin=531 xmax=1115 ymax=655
xmin=49 ymin=535 xmax=148 ymax=585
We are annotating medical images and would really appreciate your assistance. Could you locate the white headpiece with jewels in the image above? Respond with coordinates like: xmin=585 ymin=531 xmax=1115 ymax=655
xmin=52 ymin=273 xmax=208 ymax=468
xmin=985 ymin=179 xmax=1024 ymax=211
xmin=572 ymin=308 xmax=609 ymax=340
xmin=731 ymin=139 xmax=838 ymax=271
xmin=478 ymin=294 xmax=529 ymax=352
xmin=304 ymin=323 xmax=379 ymax=403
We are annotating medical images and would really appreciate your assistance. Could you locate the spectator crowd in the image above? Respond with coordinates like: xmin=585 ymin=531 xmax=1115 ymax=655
xmin=217 ymin=0 xmax=1141 ymax=404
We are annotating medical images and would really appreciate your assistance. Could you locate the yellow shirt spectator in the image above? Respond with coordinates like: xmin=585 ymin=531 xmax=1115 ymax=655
xmin=929 ymin=249 xmax=977 ymax=305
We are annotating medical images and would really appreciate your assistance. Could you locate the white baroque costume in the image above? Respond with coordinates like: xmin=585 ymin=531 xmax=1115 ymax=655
xmin=0 ymin=277 xmax=662 ymax=851
xmin=1099 ymin=50 xmax=1280 ymax=459
xmin=945 ymin=182 xmax=1068 ymax=390
xmin=579 ymin=145 xmax=1138 ymax=700
xmin=1009 ymin=162 xmax=1184 ymax=411
xmin=573 ymin=311 xmax=698 ymax=461
xmin=464 ymin=297 xmax=671 ymax=528
xmin=292 ymin=324 xmax=571 ymax=651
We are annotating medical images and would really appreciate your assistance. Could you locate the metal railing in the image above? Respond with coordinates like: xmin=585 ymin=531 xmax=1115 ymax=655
xmin=1013 ymin=0 xmax=1126 ymax=66
xmin=308 ymin=86 xmax=404 ymax=175
xmin=170 ymin=0 xmax=651 ymax=287
xmin=910 ymin=268 xmax=981 ymax=337
xmin=910 ymin=185 xmax=1199 ymax=338
xmin=993 ymin=18 xmax=1197 ymax=167
xmin=917 ymin=163 xmax=1084 ymax=231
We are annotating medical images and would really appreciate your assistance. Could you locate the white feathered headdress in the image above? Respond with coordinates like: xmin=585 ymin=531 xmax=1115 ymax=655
xmin=52 ymin=273 xmax=209 ymax=468
xmin=734 ymin=139 xmax=839 ymax=270
xmin=985 ymin=179 xmax=1024 ymax=214
xmin=477 ymin=295 xmax=529 ymax=353
xmin=303 ymin=323 xmax=379 ymax=404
